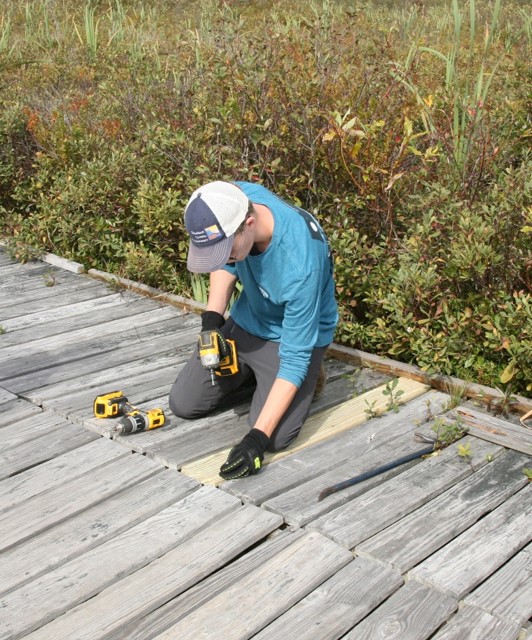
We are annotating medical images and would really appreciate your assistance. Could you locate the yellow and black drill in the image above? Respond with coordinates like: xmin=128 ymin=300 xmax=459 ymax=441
xmin=197 ymin=330 xmax=239 ymax=385
xmin=93 ymin=391 xmax=165 ymax=435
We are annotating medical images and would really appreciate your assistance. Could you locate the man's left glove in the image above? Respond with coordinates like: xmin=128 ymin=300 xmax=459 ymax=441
xmin=219 ymin=429 xmax=270 ymax=480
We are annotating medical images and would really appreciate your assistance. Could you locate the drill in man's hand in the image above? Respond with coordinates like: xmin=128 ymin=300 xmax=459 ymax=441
xmin=197 ymin=329 xmax=238 ymax=385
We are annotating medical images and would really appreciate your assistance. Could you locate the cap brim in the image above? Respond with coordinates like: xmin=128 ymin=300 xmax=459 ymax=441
xmin=187 ymin=234 xmax=234 ymax=273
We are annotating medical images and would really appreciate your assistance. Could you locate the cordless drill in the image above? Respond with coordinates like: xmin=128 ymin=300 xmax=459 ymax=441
xmin=197 ymin=330 xmax=239 ymax=385
xmin=93 ymin=391 xmax=166 ymax=434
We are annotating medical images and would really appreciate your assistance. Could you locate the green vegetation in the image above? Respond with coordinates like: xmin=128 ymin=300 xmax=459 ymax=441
xmin=0 ymin=0 xmax=530 ymax=395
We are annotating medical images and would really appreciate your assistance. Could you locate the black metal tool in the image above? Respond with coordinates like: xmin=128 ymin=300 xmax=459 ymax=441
xmin=317 ymin=436 xmax=436 ymax=502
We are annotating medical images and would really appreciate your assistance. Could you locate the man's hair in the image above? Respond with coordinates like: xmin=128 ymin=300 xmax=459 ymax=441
xmin=235 ymin=200 xmax=254 ymax=235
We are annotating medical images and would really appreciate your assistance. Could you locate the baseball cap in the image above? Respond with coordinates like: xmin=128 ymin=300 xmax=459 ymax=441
xmin=184 ymin=181 xmax=249 ymax=273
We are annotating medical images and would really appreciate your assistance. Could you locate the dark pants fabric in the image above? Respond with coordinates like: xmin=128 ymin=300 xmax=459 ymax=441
xmin=169 ymin=318 xmax=326 ymax=452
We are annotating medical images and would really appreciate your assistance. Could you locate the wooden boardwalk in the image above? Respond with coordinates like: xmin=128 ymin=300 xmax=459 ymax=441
xmin=0 ymin=247 xmax=531 ymax=640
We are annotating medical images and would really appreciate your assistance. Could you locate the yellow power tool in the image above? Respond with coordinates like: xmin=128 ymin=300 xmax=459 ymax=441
xmin=198 ymin=330 xmax=239 ymax=385
xmin=93 ymin=391 xmax=166 ymax=435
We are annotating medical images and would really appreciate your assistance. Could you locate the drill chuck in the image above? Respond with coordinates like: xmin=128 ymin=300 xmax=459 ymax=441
xmin=115 ymin=408 xmax=165 ymax=435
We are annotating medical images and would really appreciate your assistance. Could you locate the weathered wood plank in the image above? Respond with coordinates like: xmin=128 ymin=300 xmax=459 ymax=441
xmin=409 ymin=485 xmax=532 ymax=599
xmin=0 ymin=398 xmax=42 ymax=427
xmin=181 ymin=378 xmax=431 ymax=486
xmin=343 ymin=581 xmax=457 ymax=640
xmin=307 ymin=436 xmax=502 ymax=548
xmin=357 ymin=449 xmax=529 ymax=571
xmin=276 ymin=433 xmax=501 ymax=532
xmin=23 ymin=505 xmax=282 ymax=640
xmin=0 ymin=452 xmax=162 ymax=552
xmin=151 ymin=531 xmax=353 ymax=640
xmin=0 ymin=387 xmax=16 ymax=404
xmin=107 ymin=529 xmax=308 ymax=640
xmin=1 ymin=292 xmax=121 ymax=332
xmin=0 ymin=411 xmax=88 ymax=451
xmin=220 ymin=390 xmax=450 ymax=506
xmin=253 ymin=556 xmax=403 ymax=640
xmin=464 ymin=544 xmax=532 ymax=626
xmin=0 ymin=470 xmax=199 ymax=596
xmin=41 ymin=251 xmax=85 ymax=273
xmin=0 ymin=437 xmax=130 ymax=510
xmin=457 ymin=406 xmax=532 ymax=455
xmin=0 ymin=307 xmax=186 ymax=382
xmin=0 ymin=280 xmax=108 ymax=319
xmin=0 ymin=486 xmax=241 ymax=639
xmin=0 ymin=419 xmax=98 ymax=479
xmin=430 ymin=606 xmax=521 ymax=640
xmin=0 ymin=265 xmax=85 ymax=294
xmin=4 ymin=316 xmax=199 ymax=394
xmin=0 ymin=295 xmax=158 ymax=345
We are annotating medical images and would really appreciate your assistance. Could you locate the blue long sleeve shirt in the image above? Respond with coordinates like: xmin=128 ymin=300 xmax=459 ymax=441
xmin=223 ymin=182 xmax=338 ymax=387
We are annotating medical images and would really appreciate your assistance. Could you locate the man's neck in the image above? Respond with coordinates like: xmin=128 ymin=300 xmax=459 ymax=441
xmin=252 ymin=203 xmax=274 ymax=253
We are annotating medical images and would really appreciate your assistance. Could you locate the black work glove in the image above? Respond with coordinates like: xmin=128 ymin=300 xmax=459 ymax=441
xmin=201 ymin=311 xmax=225 ymax=331
xmin=219 ymin=429 xmax=270 ymax=480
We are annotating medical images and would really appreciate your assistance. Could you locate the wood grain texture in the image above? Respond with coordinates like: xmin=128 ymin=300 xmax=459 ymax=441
xmin=0 ymin=486 xmax=240 ymax=639
xmin=253 ymin=556 xmax=403 ymax=640
xmin=342 ymin=581 xmax=457 ymax=640
xmin=0 ymin=452 xmax=162 ymax=552
xmin=23 ymin=505 xmax=282 ymax=640
xmin=357 ymin=448 xmax=527 ymax=572
xmin=457 ymin=406 xmax=532 ymax=455
xmin=464 ymin=544 xmax=532 ymax=626
xmin=0 ymin=470 xmax=199 ymax=596
xmin=152 ymin=531 xmax=353 ymax=640
xmin=0 ymin=398 xmax=42 ymax=427
xmin=308 ymin=436 xmax=503 ymax=549
xmin=108 ymin=529 xmax=308 ymax=640
xmin=181 ymin=379 xmax=430 ymax=486
xmin=430 ymin=606 xmax=520 ymax=640
xmin=409 ymin=485 xmax=532 ymax=599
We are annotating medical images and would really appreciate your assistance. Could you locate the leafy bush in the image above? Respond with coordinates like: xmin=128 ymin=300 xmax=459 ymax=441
xmin=0 ymin=0 xmax=530 ymax=395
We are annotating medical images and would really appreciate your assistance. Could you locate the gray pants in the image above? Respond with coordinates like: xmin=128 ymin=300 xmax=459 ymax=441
xmin=169 ymin=318 xmax=326 ymax=452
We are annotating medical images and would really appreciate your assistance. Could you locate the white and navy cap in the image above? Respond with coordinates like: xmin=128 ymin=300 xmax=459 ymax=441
xmin=184 ymin=181 xmax=249 ymax=273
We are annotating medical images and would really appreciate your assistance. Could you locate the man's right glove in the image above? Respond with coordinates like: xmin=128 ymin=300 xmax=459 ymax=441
xmin=219 ymin=429 xmax=270 ymax=480
xmin=201 ymin=311 xmax=225 ymax=331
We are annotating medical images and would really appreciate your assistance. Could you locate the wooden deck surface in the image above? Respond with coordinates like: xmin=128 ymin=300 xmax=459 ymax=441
xmin=0 ymin=247 xmax=530 ymax=640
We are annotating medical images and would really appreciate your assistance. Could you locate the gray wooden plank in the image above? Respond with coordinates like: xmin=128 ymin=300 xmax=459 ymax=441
xmin=0 ymin=419 xmax=98 ymax=479
xmin=0 ymin=387 xmax=16 ymax=404
xmin=0 ymin=262 xmax=59 ymax=285
xmin=356 ymin=449 xmax=530 ymax=572
xmin=343 ymin=581 xmax=457 ymax=640
xmin=0 ymin=398 xmax=42 ymax=427
xmin=0 ymin=437 xmax=131 ymax=510
xmin=0 ymin=306 xmax=186 ymax=382
xmin=457 ymin=406 xmax=532 ymax=455
xmin=409 ymin=485 xmax=532 ymax=599
xmin=430 ymin=606 xmax=521 ymax=640
xmin=0 ymin=303 xmax=180 ymax=357
xmin=464 ymin=544 xmax=532 ymax=626
xmin=0 ymin=295 xmax=159 ymax=345
xmin=253 ymin=556 xmax=403 ymax=640
xmin=265 ymin=428 xmax=500 ymax=529
xmin=307 ymin=436 xmax=502 ymax=548
xmin=0 ymin=280 xmax=110 ymax=319
xmin=5 ymin=316 xmax=199 ymax=394
xmin=0 ymin=486 xmax=240 ymax=639
xmin=0 ymin=470 xmax=199 ymax=596
xmin=106 ymin=529 xmax=308 ymax=640
xmin=0 ymin=411 xmax=87 ymax=451
xmin=0 ymin=452 xmax=162 ymax=552
xmin=221 ymin=390 xmax=450 ymax=506
xmin=0 ymin=292 xmax=131 ymax=332
xmin=0 ymin=265 xmax=85 ymax=294
xmin=23 ymin=505 xmax=282 ymax=640
xmin=148 ymin=531 xmax=353 ymax=640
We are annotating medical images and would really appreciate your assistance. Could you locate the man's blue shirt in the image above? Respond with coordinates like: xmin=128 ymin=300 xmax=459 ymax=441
xmin=223 ymin=182 xmax=338 ymax=387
